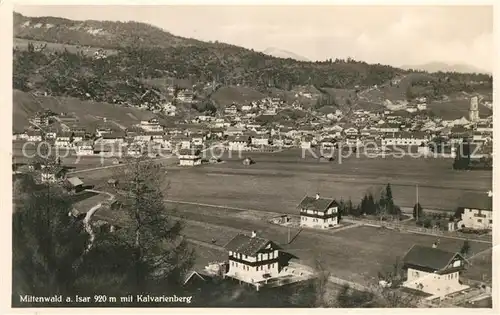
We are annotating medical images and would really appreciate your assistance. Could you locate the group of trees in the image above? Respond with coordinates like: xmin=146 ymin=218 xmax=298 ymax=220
xmin=14 ymin=157 xmax=421 ymax=307
xmin=12 ymin=156 xmax=195 ymax=306
xmin=338 ymin=184 xmax=401 ymax=219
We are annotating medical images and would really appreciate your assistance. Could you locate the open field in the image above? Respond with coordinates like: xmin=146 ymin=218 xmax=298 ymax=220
xmin=68 ymin=148 xmax=491 ymax=211
xmin=13 ymin=89 xmax=155 ymax=132
xmin=160 ymin=149 xmax=491 ymax=212
xmin=14 ymin=37 xmax=118 ymax=56
xmin=170 ymin=206 xmax=491 ymax=286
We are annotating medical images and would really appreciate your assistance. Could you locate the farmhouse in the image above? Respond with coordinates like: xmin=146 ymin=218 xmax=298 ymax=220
xmin=75 ymin=140 xmax=94 ymax=156
xmin=64 ymin=176 xmax=84 ymax=193
xmin=402 ymin=245 xmax=469 ymax=298
xmin=55 ymin=132 xmax=72 ymax=147
xmin=140 ymin=118 xmax=164 ymax=132
xmin=224 ymin=104 xmax=238 ymax=116
xmin=228 ymin=136 xmax=249 ymax=151
xmin=95 ymin=126 xmax=114 ymax=137
xmin=343 ymin=127 xmax=359 ymax=136
xmin=13 ymin=132 xmax=28 ymax=141
xmin=381 ymin=132 xmax=427 ymax=146
xmin=26 ymin=131 xmax=43 ymax=142
xmin=98 ymin=132 xmax=126 ymax=145
xmin=251 ymin=135 xmax=270 ymax=146
xmin=379 ymin=123 xmax=400 ymax=133
xmin=41 ymin=166 xmax=67 ymax=183
xmin=224 ymin=232 xmax=282 ymax=285
xmin=298 ymin=194 xmax=339 ymax=229
xmin=177 ymin=90 xmax=194 ymax=103
xmin=457 ymin=192 xmax=492 ymax=230
xmin=172 ymin=135 xmax=191 ymax=150
xmin=225 ymin=126 xmax=245 ymax=137
xmin=178 ymin=149 xmax=202 ymax=166
xmin=127 ymin=144 xmax=143 ymax=157
xmin=33 ymin=114 xmax=50 ymax=126
xmin=190 ymin=133 xmax=205 ymax=146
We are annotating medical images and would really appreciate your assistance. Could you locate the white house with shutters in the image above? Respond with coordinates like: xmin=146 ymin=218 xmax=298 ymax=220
xmin=298 ymin=194 xmax=339 ymax=229
xmin=177 ymin=149 xmax=202 ymax=166
xmin=402 ymin=245 xmax=469 ymax=298
xmin=224 ymin=232 xmax=282 ymax=285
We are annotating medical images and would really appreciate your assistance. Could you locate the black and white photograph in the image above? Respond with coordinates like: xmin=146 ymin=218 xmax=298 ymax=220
xmin=7 ymin=2 xmax=495 ymax=310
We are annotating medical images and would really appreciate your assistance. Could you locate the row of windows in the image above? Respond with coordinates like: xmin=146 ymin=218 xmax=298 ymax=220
xmin=302 ymin=217 xmax=322 ymax=222
xmin=231 ymin=261 xmax=275 ymax=271
xmin=445 ymin=273 xmax=458 ymax=280
xmin=476 ymin=219 xmax=493 ymax=224
xmin=231 ymin=251 xmax=276 ymax=260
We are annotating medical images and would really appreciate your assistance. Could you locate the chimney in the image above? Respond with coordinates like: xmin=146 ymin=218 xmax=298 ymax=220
xmin=251 ymin=231 xmax=257 ymax=238
xmin=315 ymin=193 xmax=320 ymax=200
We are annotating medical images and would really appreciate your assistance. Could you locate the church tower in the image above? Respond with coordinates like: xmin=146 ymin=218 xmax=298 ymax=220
xmin=469 ymin=96 xmax=479 ymax=122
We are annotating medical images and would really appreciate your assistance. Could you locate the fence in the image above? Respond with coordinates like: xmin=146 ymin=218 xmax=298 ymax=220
xmin=352 ymin=218 xmax=491 ymax=242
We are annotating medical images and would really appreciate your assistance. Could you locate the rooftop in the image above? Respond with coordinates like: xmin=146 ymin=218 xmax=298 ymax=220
xmin=224 ymin=233 xmax=279 ymax=256
xmin=297 ymin=195 xmax=337 ymax=212
xmin=402 ymin=245 xmax=462 ymax=272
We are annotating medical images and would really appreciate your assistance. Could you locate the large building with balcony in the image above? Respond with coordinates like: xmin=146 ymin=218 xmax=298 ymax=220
xmin=402 ymin=245 xmax=468 ymax=298
xmin=298 ymin=194 xmax=339 ymax=229
xmin=224 ymin=232 xmax=282 ymax=284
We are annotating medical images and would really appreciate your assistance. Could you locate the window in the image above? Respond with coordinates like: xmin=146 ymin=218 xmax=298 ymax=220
xmin=477 ymin=219 xmax=482 ymax=223
xmin=489 ymin=220 xmax=493 ymax=224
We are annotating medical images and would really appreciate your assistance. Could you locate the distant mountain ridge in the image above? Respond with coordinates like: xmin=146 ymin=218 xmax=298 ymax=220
xmin=262 ymin=47 xmax=310 ymax=62
xmin=401 ymin=62 xmax=490 ymax=75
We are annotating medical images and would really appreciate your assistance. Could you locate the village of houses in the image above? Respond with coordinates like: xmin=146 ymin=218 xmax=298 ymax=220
xmin=12 ymin=85 xmax=493 ymax=307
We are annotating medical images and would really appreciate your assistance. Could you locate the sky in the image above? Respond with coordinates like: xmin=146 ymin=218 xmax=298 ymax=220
xmin=14 ymin=5 xmax=494 ymax=72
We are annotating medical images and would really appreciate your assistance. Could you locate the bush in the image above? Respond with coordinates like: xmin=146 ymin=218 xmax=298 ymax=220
xmin=415 ymin=220 xmax=423 ymax=227
xmin=423 ymin=218 xmax=432 ymax=228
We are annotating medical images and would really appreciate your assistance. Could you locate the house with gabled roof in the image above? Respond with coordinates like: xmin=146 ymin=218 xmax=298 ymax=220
xmin=298 ymin=194 xmax=339 ymax=229
xmin=224 ymin=232 xmax=282 ymax=285
xmin=401 ymin=245 xmax=469 ymax=298
xmin=457 ymin=191 xmax=492 ymax=230
xmin=178 ymin=149 xmax=202 ymax=166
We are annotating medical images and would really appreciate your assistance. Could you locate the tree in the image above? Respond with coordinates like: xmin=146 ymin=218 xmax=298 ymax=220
xmin=383 ymin=184 xmax=396 ymax=215
xmin=108 ymin=157 xmax=195 ymax=296
xmin=12 ymin=174 xmax=89 ymax=305
xmin=336 ymin=284 xmax=376 ymax=307
xmin=460 ymin=240 xmax=470 ymax=257
xmin=413 ymin=203 xmax=423 ymax=220
xmin=366 ymin=193 xmax=377 ymax=215
xmin=405 ymin=86 xmax=414 ymax=101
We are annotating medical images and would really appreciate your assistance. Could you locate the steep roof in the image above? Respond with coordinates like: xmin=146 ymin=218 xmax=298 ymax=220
xmin=66 ymin=176 xmax=84 ymax=187
xmin=402 ymin=245 xmax=462 ymax=271
xmin=297 ymin=196 xmax=337 ymax=212
xmin=224 ymin=234 xmax=279 ymax=256
xmin=178 ymin=149 xmax=201 ymax=156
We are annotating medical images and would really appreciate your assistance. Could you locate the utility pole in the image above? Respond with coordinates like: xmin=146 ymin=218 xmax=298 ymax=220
xmin=416 ymin=184 xmax=419 ymax=221
xmin=288 ymin=226 xmax=291 ymax=244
